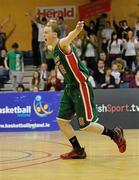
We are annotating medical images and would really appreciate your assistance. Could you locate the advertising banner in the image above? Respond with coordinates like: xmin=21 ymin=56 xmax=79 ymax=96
xmin=71 ymin=89 xmax=139 ymax=129
xmin=37 ymin=6 xmax=76 ymax=19
xmin=0 ymin=89 xmax=138 ymax=132
xmin=95 ymin=89 xmax=139 ymax=129
xmin=0 ymin=92 xmax=61 ymax=132
xmin=78 ymin=0 xmax=111 ymax=20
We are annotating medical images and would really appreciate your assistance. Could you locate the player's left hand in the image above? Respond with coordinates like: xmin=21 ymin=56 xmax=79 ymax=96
xmin=76 ymin=21 xmax=84 ymax=32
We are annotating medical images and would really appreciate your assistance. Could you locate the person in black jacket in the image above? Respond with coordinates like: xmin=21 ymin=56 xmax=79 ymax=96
xmin=84 ymin=20 xmax=97 ymax=36
xmin=100 ymin=67 xmax=116 ymax=88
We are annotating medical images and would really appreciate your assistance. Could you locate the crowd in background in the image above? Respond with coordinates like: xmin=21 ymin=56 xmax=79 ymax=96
xmin=0 ymin=12 xmax=139 ymax=92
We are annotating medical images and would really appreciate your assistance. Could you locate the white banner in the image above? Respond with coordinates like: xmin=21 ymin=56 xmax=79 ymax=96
xmin=37 ymin=6 xmax=76 ymax=19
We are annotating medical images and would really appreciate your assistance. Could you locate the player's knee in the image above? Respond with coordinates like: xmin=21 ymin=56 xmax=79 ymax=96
xmin=56 ymin=118 xmax=70 ymax=128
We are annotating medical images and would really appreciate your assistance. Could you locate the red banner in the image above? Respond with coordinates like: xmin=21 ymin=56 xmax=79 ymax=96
xmin=79 ymin=0 xmax=111 ymax=20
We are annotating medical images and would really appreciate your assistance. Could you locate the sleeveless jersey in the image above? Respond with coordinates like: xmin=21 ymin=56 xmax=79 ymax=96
xmin=53 ymin=43 xmax=89 ymax=85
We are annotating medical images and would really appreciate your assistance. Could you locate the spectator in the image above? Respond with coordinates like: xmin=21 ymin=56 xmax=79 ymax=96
xmin=0 ymin=49 xmax=9 ymax=81
xmin=99 ymin=51 xmax=109 ymax=66
xmin=111 ymin=63 xmax=121 ymax=86
xmin=47 ymin=19 xmax=57 ymax=25
xmin=94 ymin=59 xmax=105 ymax=85
xmin=121 ymin=20 xmax=131 ymax=39
xmin=112 ymin=57 xmax=127 ymax=73
xmin=45 ymin=47 xmax=55 ymax=71
xmin=100 ymin=67 xmax=115 ymax=89
xmin=30 ymin=70 xmax=44 ymax=91
xmin=120 ymin=68 xmax=134 ymax=88
xmin=107 ymin=31 xmax=123 ymax=66
xmin=113 ymin=18 xmax=123 ymax=39
xmin=5 ymin=42 xmax=24 ymax=91
xmin=96 ymin=13 xmax=108 ymax=31
xmin=31 ymin=13 xmax=40 ymax=67
xmin=32 ymin=85 xmax=39 ymax=92
xmin=123 ymin=30 xmax=138 ymax=70
xmin=45 ymin=69 xmax=62 ymax=91
xmin=73 ymin=35 xmax=84 ymax=58
xmin=40 ymin=63 xmax=50 ymax=81
xmin=27 ymin=12 xmax=47 ymax=63
xmin=57 ymin=16 xmax=67 ymax=38
xmin=82 ymin=34 xmax=98 ymax=71
xmin=134 ymin=54 xmax=139 ymax=72
xmin=0 ymin=23 xmax=16 ymax=51
xmin=101 ymin=21 xmax=113 ymax=53
xmin=56 ymin=67 xmax=65 ymax=89
xmin=82 ymin=60 xmax=96 ymax=88
xmin=84 ymin=20 xmax=97 ymax=36
xmin=129 ymin=70 xmax=139 ymax=88
xmin=134 ymin=17 xmax=139 ymax=42
xmin=16 ymin=83 xmax=25 ymax=92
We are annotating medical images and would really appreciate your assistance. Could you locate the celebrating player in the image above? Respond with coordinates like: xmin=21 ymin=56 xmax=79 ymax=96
xmin=44 ymin=21 xmax=126 ymax=159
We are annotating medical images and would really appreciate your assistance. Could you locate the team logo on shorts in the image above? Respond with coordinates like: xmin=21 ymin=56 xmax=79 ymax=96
xmin=33 ymin=95 xmax=53 ymax=117
xmin=55 ymin=56 xmax=60 ymax=65
xmin=79 ymin=117 xmax=85 ymax=126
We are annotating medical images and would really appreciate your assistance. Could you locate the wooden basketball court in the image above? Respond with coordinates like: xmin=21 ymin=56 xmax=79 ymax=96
xmin=0 ymin=130 xmax=138 ymax=180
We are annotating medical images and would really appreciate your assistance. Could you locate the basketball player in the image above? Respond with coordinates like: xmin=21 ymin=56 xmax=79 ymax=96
xmin=44 ymin=21 xmax=126 ymax=159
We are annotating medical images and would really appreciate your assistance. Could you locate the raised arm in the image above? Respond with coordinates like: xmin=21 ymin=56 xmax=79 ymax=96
xmin=25 ymin=11 xmax=38 ymax=25
xmin=59 ymin=21 xmax=84 ymax=49
xmin=6 ymin=24 xmax=16 ymax=39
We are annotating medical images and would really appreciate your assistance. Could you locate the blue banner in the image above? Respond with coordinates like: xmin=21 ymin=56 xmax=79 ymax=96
xmin=0 ymin=92 xmax=61 ymax=132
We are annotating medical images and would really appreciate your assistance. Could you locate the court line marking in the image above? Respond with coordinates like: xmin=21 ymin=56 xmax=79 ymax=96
xmin=0 ymin=150 xmax=32 ymax=163
xmin=0 ymin=140 xmax=70 ymax=171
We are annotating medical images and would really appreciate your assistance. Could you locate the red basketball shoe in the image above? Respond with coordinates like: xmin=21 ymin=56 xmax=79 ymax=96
xmin=113 ymin=127 xmax=126 ymax=153
xmin=60 ymin=147 xmax=87 ymax=159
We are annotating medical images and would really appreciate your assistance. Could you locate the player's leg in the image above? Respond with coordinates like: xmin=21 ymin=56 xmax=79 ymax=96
xmin=74 ymin=81 xmax=126 ymax=153
xmin=57 ymin=88 xmax=86 ymax=159
xmin=82 ymin=123 xmax=126 ymax=153
xmin=78 ymin=82 xmax=126 ymax=153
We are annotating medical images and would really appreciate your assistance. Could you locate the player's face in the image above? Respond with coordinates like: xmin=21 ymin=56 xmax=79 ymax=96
xmin=44 ymin=26 xmax=54 ymax=45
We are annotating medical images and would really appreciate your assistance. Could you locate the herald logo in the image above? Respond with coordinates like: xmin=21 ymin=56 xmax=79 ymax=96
xmin=37 ymin=6 xmax=76 ymax=19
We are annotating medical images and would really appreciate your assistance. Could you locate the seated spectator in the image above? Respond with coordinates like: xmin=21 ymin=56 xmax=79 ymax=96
xmin=45 ymin=69 xmax=62 ymax=91
xmin=100 ymin=67 xmax=115 ymax=89
xmin=16 ymin=83 xmax=25 ymax=92
xmin=32 ymin=85 xmax=39 ymax=92
xmin=82 ymin=60 xmax=96 ymax=88
xmin=120 ymin=68 xmax=134 ymax=88
xmin=129 ymin=70 xmax=139 ymax=88
xmin=112 ymin=57 xmax=127 ymax=73
xmin=56 ymin=67 xmax=65 ymax=89
xmin=99 ymin=51 xmax=109 ymax=66
xmin=30 ymin=70 xmax=44 ymax=91
xmin=94 ymin=59 xmax=105 ymax=85
xmin=111 ymin=63 xmax=121 ymax=86
xmin=73 ymin=35 xmax=84 ymax=58
xmin=40 ymin=63 xmax=50 ymax=81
